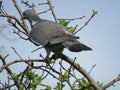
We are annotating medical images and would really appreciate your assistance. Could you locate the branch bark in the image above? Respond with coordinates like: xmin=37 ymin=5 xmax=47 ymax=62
xmin=0 ymin=55 xmax=22 ymax=89
xmin=73 ymin=12 xmax=96 ymax=35
xmin=0 ymin=14 xmax=29 ymax=35
xmin=103 ymin=74 xmax=120 ymax=90
xmin=0 ymin=57 xmax=44 ymax=72
xmin=47 ymin=0 xmax=57 ymax=22
xmin=12 ymin=0 xmax=29 ymax=34
xmin=58 ymin=54 xmax=102 ymax=90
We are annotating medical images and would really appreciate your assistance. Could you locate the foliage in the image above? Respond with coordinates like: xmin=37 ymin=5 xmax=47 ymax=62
xmin=58 ymin=19 xmax=76 ymax=33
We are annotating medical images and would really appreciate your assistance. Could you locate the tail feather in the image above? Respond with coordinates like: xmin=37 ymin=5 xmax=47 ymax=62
xmin=63 ymin=40 xmax=92 ymax=52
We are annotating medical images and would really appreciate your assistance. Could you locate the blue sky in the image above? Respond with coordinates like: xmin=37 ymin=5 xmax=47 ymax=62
xmin=0 ymin=0 xmax=120 ymax=90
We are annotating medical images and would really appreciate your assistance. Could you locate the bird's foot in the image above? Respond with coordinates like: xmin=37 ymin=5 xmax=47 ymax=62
xmin=44 ymin=56 xmax=51 ymax=63
xmin=50 ymin=54 xmax=59 ymax=60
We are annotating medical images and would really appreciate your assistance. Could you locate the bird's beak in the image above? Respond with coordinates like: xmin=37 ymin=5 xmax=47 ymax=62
xmin=20 ymin=16 xmax=25 ymax=21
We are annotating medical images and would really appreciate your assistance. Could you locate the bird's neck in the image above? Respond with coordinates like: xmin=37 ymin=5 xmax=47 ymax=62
xmin=30 ymin=15 xmax=41 ymax=26
xmin=31 ymin=20 xmax=39 ymax=26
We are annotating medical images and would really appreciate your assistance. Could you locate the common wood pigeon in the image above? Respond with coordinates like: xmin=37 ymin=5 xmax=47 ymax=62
xmin=23 ymin=9 xmax=92 ymax=58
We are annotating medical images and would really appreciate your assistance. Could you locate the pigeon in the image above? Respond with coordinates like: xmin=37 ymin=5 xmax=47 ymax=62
xmin=23 ymin=9 xmax=92 ymax=58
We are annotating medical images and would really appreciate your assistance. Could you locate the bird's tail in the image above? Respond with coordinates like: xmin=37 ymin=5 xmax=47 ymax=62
xmin=63 ymin=40 xmax=92 ymax=52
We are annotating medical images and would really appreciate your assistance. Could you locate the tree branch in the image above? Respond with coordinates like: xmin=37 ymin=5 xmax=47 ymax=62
xmin=37 ymin=7 xmax=53 ymax=15
xmin=0 ymin=57 xmax=44 ymax=72
xmin=12 ymin=0 xmax=29 ymax=34
xmin=0 ymin=54 xmax=22 ymax=89
xmin=103 ymin=74 xmax=120 ymax=90
xmin=21 ymin=0 xmax=35 ymax=9
xmin=73 ymin=11 xmax=96 ymax=35
xmin=58 ymin=53 xmax=102 ymax=90
xmin=57 ymin=16 xmax=85 ymax=21
xmin=0 ymin=14 xmax=29 ymax=35
xmin=47 ymin=0 xmax=57 ymax=22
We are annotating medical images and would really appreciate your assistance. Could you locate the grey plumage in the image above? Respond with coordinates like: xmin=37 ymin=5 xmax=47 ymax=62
xmin=23 ymin=9 xmax=92 ymax=57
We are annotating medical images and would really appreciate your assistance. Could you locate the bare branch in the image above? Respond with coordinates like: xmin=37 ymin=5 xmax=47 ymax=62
xmin=103 ymin=74 xmax=120 ymax=90
xmin=13 ymin=29 xmax=28 ymax=40
xmin=12 ymin=0 xmax=29 ymax=34
xmin=47 ymin=0 xmax=57 ymax=22
xmin=21 ymin=0 xmax=35 ymax=9
xmin=73 ymin=12 xmax=96 ymax=35
xmin=40 ymin=67 xmax=60 ymax=81
xmin=37 ymin=7 xmax=53 ymax=15
xmin=11 ymin=47 xmax=23 ymax=59
xmin=38 ymin=2 xmax=48 ymax=6
xmin=0 ymin=54 xmax=21 ymax=89
xmin=31 ymin=64 xmax=61 ymax=81
xmin=57 ymin=16 xmax=85 ymax=21
xmin=12 ymin=0 xmax=22 ymax=18
xmin=0 ymin=14 xmax=29 ymax=34
xmin=58 ymin=53 xmax=102 ymax=90
xmin=31 ymin=46 xmax=44 ymax=53
xmin=0 ymin=58 xmax=44 ymax=72
xmin=9 ymin=20 xmax=27 ymax=36
xmin=88 ymin=64 xmax=96 ymax=74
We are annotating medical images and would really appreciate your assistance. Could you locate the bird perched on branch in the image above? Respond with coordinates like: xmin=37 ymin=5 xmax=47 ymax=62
xmin=22 ymin=9 xmax=92 ymax=59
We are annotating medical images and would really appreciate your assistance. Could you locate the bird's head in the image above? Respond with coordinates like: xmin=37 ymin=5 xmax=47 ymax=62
xmin=22 ymin=9 xmax=40 ymax=25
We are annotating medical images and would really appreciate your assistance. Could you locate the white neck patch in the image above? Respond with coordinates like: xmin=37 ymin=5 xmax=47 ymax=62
xmin=31 ymin=20 xmax=38 ymax=26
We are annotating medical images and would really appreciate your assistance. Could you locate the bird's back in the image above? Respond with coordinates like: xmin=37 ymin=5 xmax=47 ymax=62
xmin=30 ymin=19 xmax=78 ymax=46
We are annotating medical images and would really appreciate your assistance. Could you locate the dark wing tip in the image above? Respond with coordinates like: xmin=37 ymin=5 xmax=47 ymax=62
xmin=86 ymin=46 xmax=92 ymax=51
xmin=68 ymin=43 xmax=92 ymax=52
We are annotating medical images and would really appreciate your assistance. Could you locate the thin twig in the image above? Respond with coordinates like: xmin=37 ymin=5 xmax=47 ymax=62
xmin=42 ymin=61 xmax=56 ymax=80
xmin=47 ymin=0 xmax=57 ymax=22
xmin=57 ymin=16 xmax=85 ymax=21
xmin=0 ymin=55 xmax=21 ymax=89
xmin=72 ymin=25 xmax=78 ymax=33
xmin=0 ymin=1 xmax=7 ymax=15
xmin=9 ymin=20 xmax=27 ymax=36
xmin=73 ymin=13 xmax=96 ymax=35
xmin=37 ymin=7 xmax=53 ymax=15
xmin=12 ymin=0 xmax=22 ymax=17
xmin=32 ymin=65 xmax=60 ymax=81
xmin=8 ymin=19 xmax=29 ymax=40
xmin=59 ymin=58 xmax=82 ymax=84
xmin=88 ymin=64 xmax=96 ymax=74
xmin=13 ymin=29 xmax=28 ymax=40
xmin=31 ymin=47 xmax=43 ymax=53
xmin=38 ymin=2 xmax=48 ymax=6
xmin=0 ymin=14 xmax=29 ymax=34
xmin=68 ymin=57 xmax=76 ymax=75
xmin=58 ymin=54 xmax=102 ymax=90
xmin=21 ymin=0 xmax=35 ymax=9
xmin=103 ymin=74 xmax=120 ymax=90
xmin=11 ymin=47 xmax=23 ymax=60
xmin=12 ymin=0 xmax=29 ymax=34
xmin=0 ymin=58 xmax=44 ymax=72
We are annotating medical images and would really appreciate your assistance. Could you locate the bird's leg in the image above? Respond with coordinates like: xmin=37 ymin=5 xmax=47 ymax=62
xmin=44 ymin=56 xmax=50 ymax=63
xmin=44 ymin=48 xmax=51 ymax=63
xmin=50 ymin=53 xmax=60 ymax=60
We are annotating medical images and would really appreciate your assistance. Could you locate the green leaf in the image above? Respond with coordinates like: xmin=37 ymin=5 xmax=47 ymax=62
xmin=93 ymin=10 xmax=98 ymax=15
xmin=49 ymin=60 xmax=56 ymax=64
xmin=33 ymin=76 xmax=42 ymax=85
xmin=58 ymin=20 xmax=70 ymax=27
xmin=40 ymin=83 xmax=51 ymax=90
xmin=25 ymin=70 xmax=34 ymax=79
xmin=67 ymin=26 xmax=75 ymax=32
xmin=81 ymin=78 xmax=87 ymax=84
xmin=54 ymin=82 xmax=65 ymax=90
xmin=11 ymin=73 xmax=23 ymax=80
xmin=63 ymin=71 xmax=70 ymax=80
xmin=96 ymin=81 xmax=103 ymax=87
